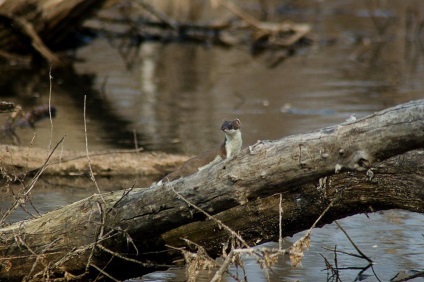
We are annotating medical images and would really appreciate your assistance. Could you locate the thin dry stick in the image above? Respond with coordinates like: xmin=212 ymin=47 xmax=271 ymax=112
xmin=0 ymin=137 xmax=65 ymax=223
xmin=172 ymin=189 xmax=335 ymax=281
xmin=53 ymin=229 xmax=119 ymax=272
xmin=134 ymin=0 xmax=179 ymax=30
xmin=20 ymin=193 xmax=41 ymax=218
xmin=83 ymin=95 xmax=103 ymax=198
xmin=311 ymin=199 xmax=334 ymax=231
xmin=84 ymin=200 xmax=107 ymax=273
xmin=109 ymin=184 xmax=135 ymax=213
xmin=24 ymin=137 xmax=66 ymax=197
xmin=369 ymin=264 xmax=382 ymax=282
xmin=90 ymin=263 xmax=120 ymax=282
xmin=25 ymin=132 xmax=37 ymax=166
xmin=333 ymin=245 xmax=341 ymax=282
xmin=392 ymin=270 xmax=424 ymax=282
xmin=26 ymin=237 xmax=61 ymax=280
xmin=96 ymin=201 xmax=106 ymax=240
xmin=97 ymin=244 xmax=170 ymax=268
xmin=319 ymin=253 xmax=341 ymax=281
xmin=210 ymin=249 xmax=234 ymax=282
xmin=212 ymin=0 xmax=261 ymax=28
xmin=170 ymin=186 xmax=277 ymax=280
xmin=133 ymin=129 xmax=139 ymax=152
xmin=59 ymin=134 xmax=66 ymax=163
xmin=278 ymin=193 xmax=283 ymax=250
xmin=322 ymin=246 xmax=367 ymax=260
xmin=47 ymin=65 xmax=54 ymax=153
xmin=170 ymin=186 xmax=250 ymax=249
xmin=334 ymin=221 xmax=373 ymax=263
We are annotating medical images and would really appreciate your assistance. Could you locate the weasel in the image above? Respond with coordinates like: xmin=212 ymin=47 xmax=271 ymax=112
xmin=159 ymin=118 xmax=242 ymax=184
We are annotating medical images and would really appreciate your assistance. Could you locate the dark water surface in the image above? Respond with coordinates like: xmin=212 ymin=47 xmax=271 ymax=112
xmin=0 ymin=0 xmax=424 ymax=281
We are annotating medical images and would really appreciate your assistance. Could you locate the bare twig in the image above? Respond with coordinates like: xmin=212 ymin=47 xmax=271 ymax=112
xmin=84 ymin=200 xmax=107 ymax=273
xmin=319 ymin=253 xmax=341 ymax=282
xmin=212 ymin=0 xmax=261 ymax=28
xmin=134 ymin=0 xmax=179 ymax=30
xmin=392 ymin=270 xmax=424 ymax=282
xmin=322 ymin=221 xmax=381 ymax=282
xmin=170 ymin=185 xmax=282 ymax=280
xmin=26 ymin=132 xmax=37 ymax=165
xmin=53 ymin=229 xmax=119 ymax=271
xmin=90 ymin=263 xmax=120 ymax=282
xmin=211 ymin=249 xmax=234 ymax=282
xmin=109 ymin=184 xmax=135 ymax=213
xmin=289 ymin=199 xmax=335 ymax=267
xmin=26 ymin=237 xmax=61 ymax=280
xmin=369 ymin=264 xmax=382 ymax=282
xmin=96 ymin=244 xmax=169 ymax=268
xmin=133 ymin=129 xmax=139 ymax=152
xmin=59 ymin=134 xmax=66 ymax=163
xmin=170 ymin=185 xmax=250 ymax=249
xmin=278 ymin=193 xmax=283 ymax=250
xmin=333 ymin=245 xmax=341 ymax=282
xmin=0 ymin=136 xmax=65 ymax=223
xmin=83 ymin=95 xmax=104 ymax=199
xmin=334 ymin=221 xmax=373 ymax=263
xmin=48 ymin=66 xmax=54 ymax=153
xmin=322 ymin=246 xmax=367 ymax=260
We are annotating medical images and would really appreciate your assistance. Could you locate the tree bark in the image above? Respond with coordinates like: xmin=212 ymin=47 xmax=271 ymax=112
xmin=0 ymin=100 xmax=423 ymax=281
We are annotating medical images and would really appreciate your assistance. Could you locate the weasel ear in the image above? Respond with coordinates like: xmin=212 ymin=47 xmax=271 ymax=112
xmin=234 ymin=118 xmax=241 ymax=126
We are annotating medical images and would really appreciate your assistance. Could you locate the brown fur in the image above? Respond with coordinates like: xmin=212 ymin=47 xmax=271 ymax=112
xmin=161 ymin=119 xmax=241 ymax=183
xmin=163 ymin=142 xmax=226 ymax=182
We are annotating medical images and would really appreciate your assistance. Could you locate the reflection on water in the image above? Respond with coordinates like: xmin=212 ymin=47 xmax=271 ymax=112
xmin=140 ymin=210 xmax=424 ymax=282
xmin=0 ymin=0 xmax=424 ymax=281
xmin=0 ymin=186 xmax=94 ymax=223
xmin=1 ymin=1 xmax=423 ymax=154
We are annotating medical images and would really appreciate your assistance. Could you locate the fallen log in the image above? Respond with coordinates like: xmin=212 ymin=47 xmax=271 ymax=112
xmin=0 ymin=100 xmax=423 ymax=281
xmin=0 ymin=146 xmax=187 ymax=179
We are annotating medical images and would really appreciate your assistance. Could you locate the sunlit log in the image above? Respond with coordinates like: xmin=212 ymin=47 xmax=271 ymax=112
xmin=0 ymin=100 xmax=422 ymax=281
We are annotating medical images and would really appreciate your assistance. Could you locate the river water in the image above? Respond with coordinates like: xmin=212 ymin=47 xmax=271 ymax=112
xmin=0 ymin=0 xmax=423 ymax=281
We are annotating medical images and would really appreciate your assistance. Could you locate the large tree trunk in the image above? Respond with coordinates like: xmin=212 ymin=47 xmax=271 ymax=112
xmin=0 ymin=100 xmax=423 ymax=281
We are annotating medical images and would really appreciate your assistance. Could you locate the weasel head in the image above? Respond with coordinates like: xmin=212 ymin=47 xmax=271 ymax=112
xmin=221 ymin=118 xmax=241 ymax=136
xmin=221 ymin=119 xmax=242 ymax=158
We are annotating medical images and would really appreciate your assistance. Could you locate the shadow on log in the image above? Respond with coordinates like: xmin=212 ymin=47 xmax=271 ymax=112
xmin=0 ymin=100 xmax=423 ymax=281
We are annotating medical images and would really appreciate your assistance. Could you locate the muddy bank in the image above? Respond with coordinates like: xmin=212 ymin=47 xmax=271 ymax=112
xmin=0 ymin=144 xmax=188 ymax=189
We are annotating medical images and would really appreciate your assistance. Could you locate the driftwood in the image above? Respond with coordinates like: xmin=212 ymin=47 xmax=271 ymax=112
xmin=0 ymin=0 xmax=311 ymax=66
xmin=0 ymin=146 xmax=187 ymax=179
xmin=92 ymin=1 xmax=311 ymax=68
xmin=0 ymin=100 xmax=423 ymax=281
xmin=0 ymin=0 xmax=109 ymax=65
